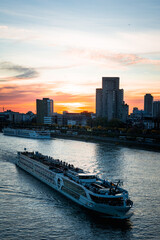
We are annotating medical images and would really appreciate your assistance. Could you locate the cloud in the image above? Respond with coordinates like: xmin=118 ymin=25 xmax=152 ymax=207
xmin=0 ymin=61 xmax=39 ymax=81
xmin=0 ymin=83 xmax=95 ymax=113
xmin=0 ymin=25 xmax=8 ymax=29
xmin=53 ymin=92 xmax=95 ymax=113
xmin=37 ymin=64 xmax=80 ymax=70
xmin=0 ymin=86 xmax=16 ymax=89
xmin=15 ymin=69 xmax=38 ymax=79
xmin=112 ymin=53 xmax=160 ymax=66
xmin=54 ymin=91 xmax=94 ymax=101
xmin=67 ymin=48 xmax=160 ymax=68
xmin=0 ymin=83 xmax=49 ymax=102
xmin=0 ymin=61 xmax=82 ymax=83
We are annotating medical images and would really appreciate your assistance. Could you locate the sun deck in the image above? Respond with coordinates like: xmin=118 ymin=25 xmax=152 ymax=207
xmin=21 ymin=151 xmax=84 ymax=174
xmin=20 ymin=151 xmax=127 ymax=197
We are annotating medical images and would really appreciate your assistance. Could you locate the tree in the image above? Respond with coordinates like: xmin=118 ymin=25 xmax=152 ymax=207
xmin=107 ymin=119 xmax=125 ymax=128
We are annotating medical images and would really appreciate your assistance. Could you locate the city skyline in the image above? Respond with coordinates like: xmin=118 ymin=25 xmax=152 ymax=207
xmin=0 ymin=0 xmax=160 ymax=113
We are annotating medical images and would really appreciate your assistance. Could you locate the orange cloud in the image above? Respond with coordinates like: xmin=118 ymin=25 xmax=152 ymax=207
xmin=0 ymin=83 xmax=95 ymax=113
xmin=53 ymin=92 xmax=95 ymax=113
xmin=0 ymin=83 xmax=54 ymax=113
xmin=1 ymin=80 xmax=160 ymax=114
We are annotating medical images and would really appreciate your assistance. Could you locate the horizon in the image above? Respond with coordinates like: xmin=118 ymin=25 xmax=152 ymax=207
xmin=0 ymin=0 xmax=160 ymax=114
xmin=0 ymin=91 xmax=158 ymax=115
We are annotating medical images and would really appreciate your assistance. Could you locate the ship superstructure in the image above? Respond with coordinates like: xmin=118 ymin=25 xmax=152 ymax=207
xmin=3 ymin=128 xmax=51 ymax=139
xmin=16 ymin=151 xmax=133 ymax=219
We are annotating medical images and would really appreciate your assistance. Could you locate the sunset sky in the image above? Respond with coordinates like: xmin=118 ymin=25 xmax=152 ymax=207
xmin=0 ymin=0 xmax=160 ymax=114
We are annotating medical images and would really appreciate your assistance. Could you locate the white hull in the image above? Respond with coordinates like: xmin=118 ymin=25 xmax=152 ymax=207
xmin=16 ymin=152 xmax=133 ymax=219
xmin=3 ymin=128 xmax=51 ymax=139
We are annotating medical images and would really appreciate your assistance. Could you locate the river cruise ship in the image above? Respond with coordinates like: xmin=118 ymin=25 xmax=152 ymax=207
xmin=3 ymin=128 xmax=51 ymax=139
xmin=16 ymin=151 xmax=133 ymax=219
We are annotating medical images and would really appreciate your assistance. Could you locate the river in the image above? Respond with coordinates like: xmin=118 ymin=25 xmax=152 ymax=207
xmin=0 ymin=133 xmax=160 ymax=240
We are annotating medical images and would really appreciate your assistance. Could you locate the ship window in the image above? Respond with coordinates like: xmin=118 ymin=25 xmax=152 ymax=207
xmin=63 ymin=179 xmax=86 ymax=197
xmin=89 ymin=194 xmax=123 ymax=206
xmin=61 ymin=186 xmax=80 ymax=199
xmin=79 ymin=175 xmax=96 ymax=179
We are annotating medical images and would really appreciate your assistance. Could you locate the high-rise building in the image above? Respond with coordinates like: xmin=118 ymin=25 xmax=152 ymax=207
xmin=121 ymin=102 xmax=129 ymax=122
xmin=153 ymin=101 xmax=160 ymax=118
xmin=96 ymin=88 xmax=103 ymax=117
xmin=144 ymin=94 xmax=153 ymax=116
xmin=36 ymin=98 xmax=54 ymax=124
xmin=96 ymin=77 xmax=128 ymax=121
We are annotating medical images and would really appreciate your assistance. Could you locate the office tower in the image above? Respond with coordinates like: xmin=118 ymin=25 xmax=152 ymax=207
xmin=96 ymin=77 xmax=127 ymax=121
xmin=96 ymin=88 xmax=103 ymax=117
xmin=144 ymin=94 xmax=153 ymax=115
xmin=36 ymin=98 xmax=54 ymax=124
xmin=121 ymin=102 xmax=129 ymax=122
xmin=153 ymin=101 xmax=160 ymax=118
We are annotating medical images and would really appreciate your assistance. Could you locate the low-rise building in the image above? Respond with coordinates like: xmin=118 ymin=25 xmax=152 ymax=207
xmin=0 ymin=110 xmax=35 ymax=124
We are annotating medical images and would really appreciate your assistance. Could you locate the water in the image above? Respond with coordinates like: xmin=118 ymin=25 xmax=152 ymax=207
xmin=0 ymin=133 xmax=160 ymax=240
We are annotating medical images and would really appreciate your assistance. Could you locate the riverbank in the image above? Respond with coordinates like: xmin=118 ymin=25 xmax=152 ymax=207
xmin=51 ymin=133 xmax=160 ymax=152
xmin=1 ymin=127 xmax=159 ymax=151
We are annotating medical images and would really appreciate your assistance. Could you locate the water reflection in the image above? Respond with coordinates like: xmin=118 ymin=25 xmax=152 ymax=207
xmin=80 ymin=208 xmax=133 ymax=230
xmin=0 ymin=134 xmax=160 ymax=240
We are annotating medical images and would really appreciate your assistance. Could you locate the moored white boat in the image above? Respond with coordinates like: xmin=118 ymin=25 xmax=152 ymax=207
xmin=16 ymin=150 xmax=133 ymax=219
xmin=3 ymin=127 xmax=51 ymax=139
